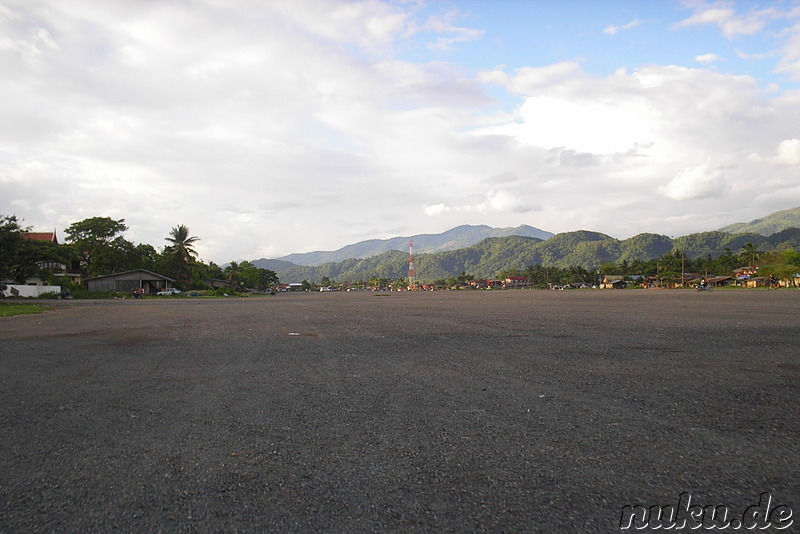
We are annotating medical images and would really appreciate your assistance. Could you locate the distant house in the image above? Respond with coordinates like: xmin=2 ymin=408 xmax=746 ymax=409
xmin=22 ymin=231 xmax=59 ymax=245
xmin=744 ymin=277 xmax=769 ymax=289
xmin=644 ymin=276 xmax=661 ymax=288
xmin=601 ymin=276 xmax=626 ymax=289
xmin=205 ymin=279 xmax=229 ymax=289
xmin=85 ymin=269 xmax=175 ymax=295
xmin=503 ymin=276 xmax=529 ymax=288
xmin=733 ymin=266 xmax=759 ymax=278
xmin=703 ymin=276 xmax=734 ymax=287
xmin=469 ymin=279 xmax=502 ymax=289
xmin=20 ymin=230 xmax=82 ymax=285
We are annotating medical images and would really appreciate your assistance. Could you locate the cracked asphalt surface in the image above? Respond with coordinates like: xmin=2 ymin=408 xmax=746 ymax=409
xmin=1 ymin=290 xmax=798 ymax=532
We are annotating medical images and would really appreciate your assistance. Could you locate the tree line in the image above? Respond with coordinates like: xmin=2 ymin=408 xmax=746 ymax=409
xmin=279 ymin=233 xmax=800 ymax=287
xmin=291 ymin=242 xmax=800 ymax=290
xmin=0 ymin=214 xmax=278 ymax=292
xmin=4 ymin=212 xmax=799 ymax=293
xmin=501 ymin=245 xmax=800 ymax=288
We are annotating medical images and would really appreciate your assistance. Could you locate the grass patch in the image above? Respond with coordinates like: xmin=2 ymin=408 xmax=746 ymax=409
xmin=0 ymin=302 xmax=54 ymax=317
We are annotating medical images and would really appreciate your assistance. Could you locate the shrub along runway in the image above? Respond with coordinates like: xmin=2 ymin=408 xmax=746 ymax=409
xmin=1 ymin=290 xmax=797 ymax=532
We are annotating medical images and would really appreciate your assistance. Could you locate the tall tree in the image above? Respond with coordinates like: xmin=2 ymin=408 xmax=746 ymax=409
xmin=739 ymin=242 xmax=762 ymax=267
xmin=0 ymin=215 xmax=25 ymax=280
xmin=165 ymin=224 xmax=199 ymax=286
xmin=225 ymin=261 xmax=242 ymax=290
xmin=64 ymin=217 xmax=132 ymax=278
xmin=1 ymin=214 xmax=73 ymax=284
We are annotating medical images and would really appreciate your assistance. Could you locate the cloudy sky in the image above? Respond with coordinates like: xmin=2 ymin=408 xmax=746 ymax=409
xmin=2 ymin=0 xmax=800 ymax=264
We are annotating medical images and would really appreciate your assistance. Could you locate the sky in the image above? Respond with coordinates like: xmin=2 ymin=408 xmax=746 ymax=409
xmin=2 ymin=0 xmax=800 ymax=264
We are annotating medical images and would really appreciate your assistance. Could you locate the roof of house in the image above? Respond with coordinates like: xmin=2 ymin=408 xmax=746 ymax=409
xmin=84 ymin=269 xmax=175 ymax=282
xmin=22 ymin=232 xmax=58 ymax=244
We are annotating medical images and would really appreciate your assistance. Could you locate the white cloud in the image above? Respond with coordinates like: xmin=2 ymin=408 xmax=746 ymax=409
xmin=2 ymin=0 xmax=800 ymax=261
xmin=475 ymin=63 xmax=774 ymax=158
xmin=483 ymin=189 xmax=533 ymax=213
xmin=459 ymin=61 xmax=800 ymax=236
xmin=424 ymin=189 xmax=536 ymax=218
xmin=422 ymin=11 xmax=484 ymax=50
xmin=659 ymin=162 xmax=728 ymax=200
xmin=775 ymin=138 xmax=800 ymax=165
xmin=483 ymin=62 xmax=585 ymax=95
xmin=695 ymin=53 xmax=721 ymax=64
xmin=674 ymin=4 xmax=781 ymax=39
xmin=423 ymin=203 xmax=450 ymax=216
xmin=278 ymin=0 xmax=411 ymax=47
xmin=604 ymin=19 xmax=643 ymax=36
xmin=752 ymin=138 xmax=800 ymax=166
xmin=776 ymin=22 xmax=800 ymax=80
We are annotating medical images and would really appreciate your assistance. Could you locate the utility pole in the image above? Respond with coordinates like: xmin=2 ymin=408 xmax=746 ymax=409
xmin=408 ymin=240 xmax=416 ymax=289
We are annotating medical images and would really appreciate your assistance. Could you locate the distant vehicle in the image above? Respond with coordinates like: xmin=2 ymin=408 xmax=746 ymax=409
xmin=157 ymin=288 xmax=182 ymax=296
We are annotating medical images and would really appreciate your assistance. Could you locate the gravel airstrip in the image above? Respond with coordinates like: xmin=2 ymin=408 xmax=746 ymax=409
xmin=1 ymin=290 xmax=798 ymax=532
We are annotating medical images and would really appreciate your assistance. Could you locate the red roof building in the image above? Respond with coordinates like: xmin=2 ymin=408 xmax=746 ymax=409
xmin=22 ymin=232 xmax=59 ymax=245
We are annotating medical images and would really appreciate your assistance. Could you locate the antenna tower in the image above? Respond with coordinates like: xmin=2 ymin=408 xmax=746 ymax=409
xmin=408 ymin=239 xmax=416 ymax=288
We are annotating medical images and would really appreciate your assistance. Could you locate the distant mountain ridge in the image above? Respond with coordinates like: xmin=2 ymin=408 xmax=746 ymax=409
xmin=246 ymin=205 xmax=800 ymax=282
xmin=270 ymin=224 xmax=553 ymax=267
xmin=718 ymin=206 xmax=800 ymax=236
xmin=273 ymin=227 xmax=800 ymax=283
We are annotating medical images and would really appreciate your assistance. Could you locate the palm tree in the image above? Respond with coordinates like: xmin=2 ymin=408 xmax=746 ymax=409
xmin=739 ymin=242 xmax=762 ymax=268
xmin=224 ymin=261 xmax=241 ymax=290
xmin=165 ymin=224 xmax=199 ymax=285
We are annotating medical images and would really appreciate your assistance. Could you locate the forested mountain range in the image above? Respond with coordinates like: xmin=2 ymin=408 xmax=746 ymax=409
xmin=274 ymin=224 xmax=553 ymax=267
xmin=246 ymin=205 xmax=800 ymax=283
xmin=271 ymin=227 xmax=800 ymax=283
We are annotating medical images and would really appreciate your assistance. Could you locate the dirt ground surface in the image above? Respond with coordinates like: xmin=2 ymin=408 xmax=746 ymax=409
xmin=0 ymin=290 xmax=798 ymax=532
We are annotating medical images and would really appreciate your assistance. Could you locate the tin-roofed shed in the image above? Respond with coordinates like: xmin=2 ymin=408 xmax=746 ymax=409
xmin=85 ymin=270 xmax=175 ymax=295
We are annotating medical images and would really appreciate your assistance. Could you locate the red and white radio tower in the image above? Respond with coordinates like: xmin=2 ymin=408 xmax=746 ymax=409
xmin=408 ymin=239 xmax=416 ymax=288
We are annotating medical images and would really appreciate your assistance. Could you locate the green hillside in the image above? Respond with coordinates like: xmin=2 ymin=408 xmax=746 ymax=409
xmin=619 ymin=233 xmax=674 ymax=261
xmin=718 ymin=206 xmax=800 ymax=236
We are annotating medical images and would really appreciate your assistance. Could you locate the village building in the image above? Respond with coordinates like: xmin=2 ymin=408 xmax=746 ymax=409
xmin=85 ymin=269 xmax=175 ymax=295
xmin=706 ymin=276 xmax=735 ymax=287
xmin=600 ymin=276 xmax=627 ymax=289
xmin=469 ymin=279 xmax=503 ymax=289
xmin=205 ymin=279 xmax=230 ymax=289
xmin=503 ymin=276 xmax=529 ymax=288
xmin=20 ymin=231 xmax=83 ymax=285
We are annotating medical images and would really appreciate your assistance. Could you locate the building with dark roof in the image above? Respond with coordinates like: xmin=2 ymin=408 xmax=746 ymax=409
xmin=85 ymin=270 xmax=175 ymax=295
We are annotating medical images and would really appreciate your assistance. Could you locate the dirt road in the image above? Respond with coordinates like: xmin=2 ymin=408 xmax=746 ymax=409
xmin=1 ymin=290 xmax=797 ymax=532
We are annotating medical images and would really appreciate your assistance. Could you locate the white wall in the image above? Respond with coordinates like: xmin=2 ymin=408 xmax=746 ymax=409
xmin=2 ymin=285 xmax=62 ymax=298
